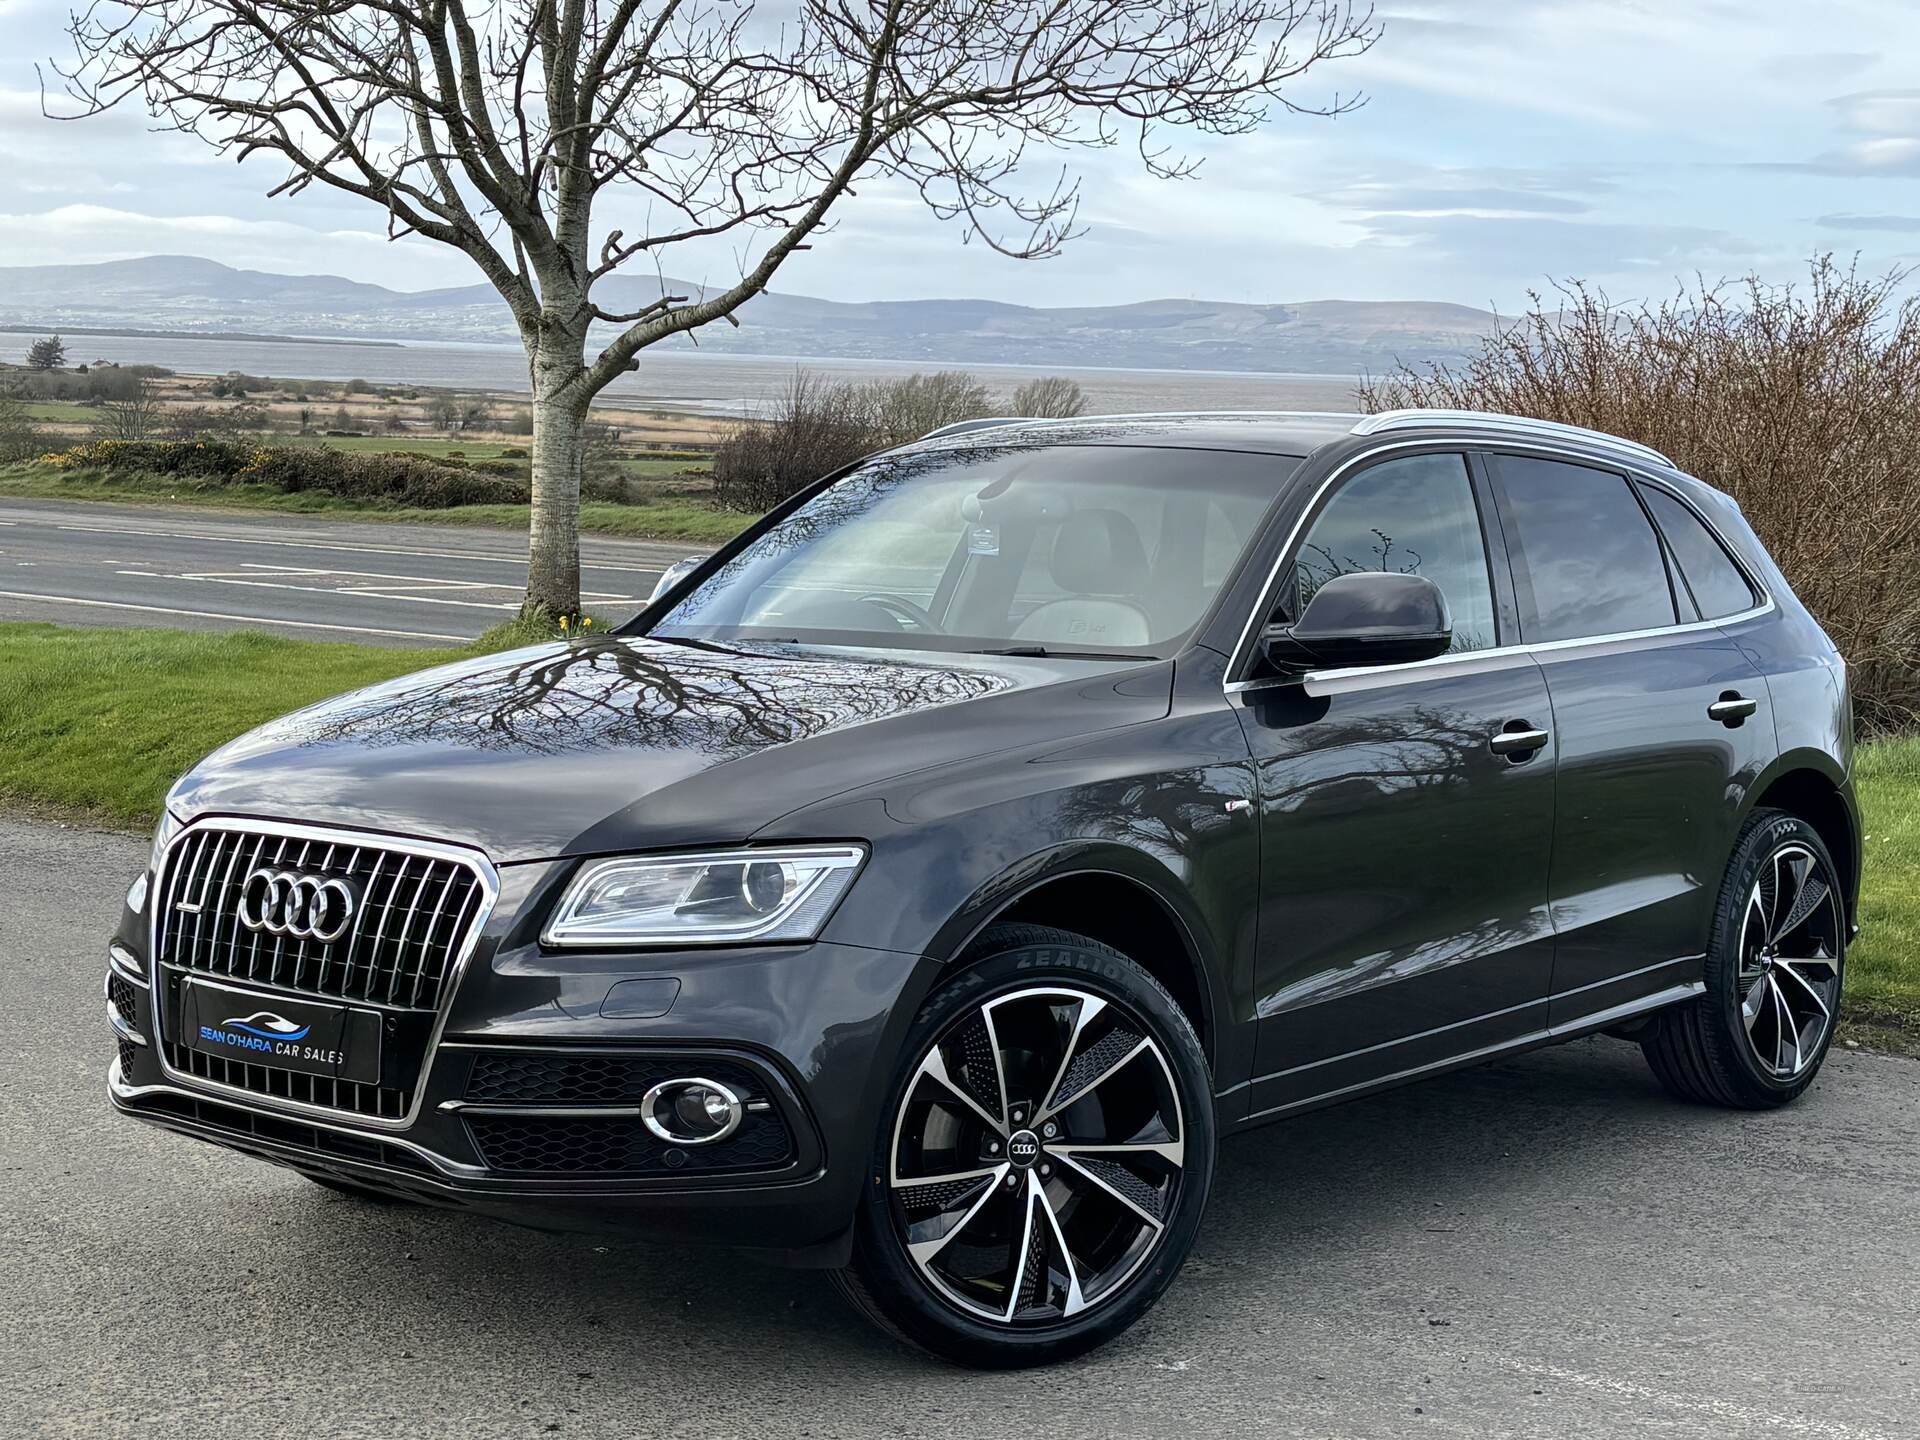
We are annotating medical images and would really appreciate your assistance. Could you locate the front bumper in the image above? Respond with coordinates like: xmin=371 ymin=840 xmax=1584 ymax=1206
xmin=107 ymin=878 xmax=936 ymax=1264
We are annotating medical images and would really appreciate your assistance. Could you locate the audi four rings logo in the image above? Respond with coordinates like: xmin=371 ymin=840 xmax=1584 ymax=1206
xmin=236 ymin=868 xmax=358 ymax=942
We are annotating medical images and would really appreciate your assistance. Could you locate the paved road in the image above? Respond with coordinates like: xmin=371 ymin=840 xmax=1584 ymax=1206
xmin=0 ymin=499 xmax=706 ymax=645
xmin=4 ymin=816 xmax=1917 ymax=1439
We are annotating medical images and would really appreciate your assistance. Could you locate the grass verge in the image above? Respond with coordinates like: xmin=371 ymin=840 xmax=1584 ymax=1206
xmin=1846 ymin=736 xmax=1920 ymax=1037
xmin=2 ymin=619 xmax=1914 ymax=1040
xmin=0 ymin=616 xmax=599 ymax=825
xmin=0 ymin=462 xmax=750 ymax=544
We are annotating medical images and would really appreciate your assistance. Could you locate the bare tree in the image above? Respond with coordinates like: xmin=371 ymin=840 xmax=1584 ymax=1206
xmin=50 ymin=0 xmax=1376 ymax=617
xmin=1010 ymin=375 xmax=1086 ymax=418
xmin=94 ymin=376 xmax=164 ymax=440
xmin=0 ymin=394 xmax=46 ymax=462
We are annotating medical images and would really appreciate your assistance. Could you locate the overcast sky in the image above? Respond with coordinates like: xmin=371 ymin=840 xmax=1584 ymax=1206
xmin=2 ymin=0 xmax=1917 ymax=311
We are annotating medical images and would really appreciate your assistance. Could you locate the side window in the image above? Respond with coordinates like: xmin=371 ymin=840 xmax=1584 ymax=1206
xmin=1493 ymin=456 xmax=1676 ymax=643
xmin=1293 ymin=452 xmax=1498 ymax=653
xmin=1639 ymin=484 xmax=1757 ymax=619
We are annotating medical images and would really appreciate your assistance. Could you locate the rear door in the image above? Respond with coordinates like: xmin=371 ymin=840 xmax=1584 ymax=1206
xmin=1484 ymin=452 xmax=1775 ymax=1023
xmin=1238 ymin=449 xmax=1559 ymax=1118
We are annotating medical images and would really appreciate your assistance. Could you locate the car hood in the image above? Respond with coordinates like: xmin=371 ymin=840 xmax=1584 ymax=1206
xmin=170 ymin=636 xmax=1172 ymax=862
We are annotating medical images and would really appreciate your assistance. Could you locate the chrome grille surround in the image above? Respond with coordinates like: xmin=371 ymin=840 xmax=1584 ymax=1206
xmin=149 ymin=817 xmax=499 ymax=1131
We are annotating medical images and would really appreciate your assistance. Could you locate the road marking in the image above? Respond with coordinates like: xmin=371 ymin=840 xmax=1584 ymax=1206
xmin=44 ymin=519 xmax=673 ymax=574
xmin=171 ymin=571 xmax=521 ymax=613
xmin=0 ymin=589 xmax=469 ymax=642
xmin=233 ymin=560 xmax=631 ymax=601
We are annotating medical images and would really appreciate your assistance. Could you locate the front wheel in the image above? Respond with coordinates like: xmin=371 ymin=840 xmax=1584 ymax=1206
xmin=833 ymin=924 xmax=1215 ymax=1368
xmin=1642 ymin=809 xmax=1846 ymax=1108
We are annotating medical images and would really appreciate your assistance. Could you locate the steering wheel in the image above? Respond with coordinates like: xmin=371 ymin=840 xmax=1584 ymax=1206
xmin=857 ymin=593 xmax=942 ymax=633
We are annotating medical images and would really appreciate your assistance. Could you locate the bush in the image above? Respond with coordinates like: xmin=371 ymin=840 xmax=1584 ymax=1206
xmin=240 ymin=446 xmax=525 ymax=506
xmin=0 ymin=394 xmax=44 ymax=462
xmin=38 ymin=439 xmax=526 ymax=508
xmin=862 ymin=370 xmax=995 ymax=446
xmin=1359 ymin=257 xmax=1920 ymax=732
xmin=47 ymin=438 xmax=252 ymax=477
xmin=1011 ymin=375 xmax=1087 ymax=419
xmin=710 ymin=370 xmax=878 ymax=512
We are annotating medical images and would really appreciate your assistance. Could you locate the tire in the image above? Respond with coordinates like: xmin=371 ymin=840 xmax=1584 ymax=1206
xmin=833 ymin=923 xmax=1215 ymax=1368
xmin=1642 ymin=809 xmax=1846 ymax=1109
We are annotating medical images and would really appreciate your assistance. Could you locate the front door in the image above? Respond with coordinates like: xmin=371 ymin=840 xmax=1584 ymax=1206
xmin=1235 ymin=451 xmax=1559 ymax=1120
xmin=1483 ymin=453 xmax=1776 ymax=1023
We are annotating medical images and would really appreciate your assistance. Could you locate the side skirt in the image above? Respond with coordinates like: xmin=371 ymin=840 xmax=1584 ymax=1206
xmin=1225 ymin=980 xmax=1703 ymax=1131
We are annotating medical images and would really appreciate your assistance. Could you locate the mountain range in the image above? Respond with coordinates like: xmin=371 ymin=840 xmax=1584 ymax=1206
xmin=0 ymin=255 xmax=1497 ymax=374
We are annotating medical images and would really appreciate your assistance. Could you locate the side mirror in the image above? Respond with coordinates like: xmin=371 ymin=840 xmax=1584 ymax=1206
xmin=1261 ymin=571 xmax=1453 ymax=673
xmin=648 ymin=556 xmax=702 ymax=604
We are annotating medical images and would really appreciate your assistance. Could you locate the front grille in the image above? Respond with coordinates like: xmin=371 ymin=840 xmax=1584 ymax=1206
xmin=465 ymin=1111 xmax=794 ymax=1176
xmin=108 ymin=973 xmax=140 ymax=1030
xmin=156 ymin=825 xmax=486 ymax=1010
xmin=164 ymin=1042 xmax=411 ymax=1121
xmin=118 ymin=1038 xmax=139 ymax=1078
xmin=465 ymin=1053 xmax=768 ymax=1106
xmin=154 ymin=823 xmax=490 ymax=1122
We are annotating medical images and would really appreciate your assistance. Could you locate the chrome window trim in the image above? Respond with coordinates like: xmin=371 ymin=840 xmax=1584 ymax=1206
xmin=147 ymin=815 xmax=500 ymax=1134
xmin=1222 ymin=436 xmax=1775 ymax=694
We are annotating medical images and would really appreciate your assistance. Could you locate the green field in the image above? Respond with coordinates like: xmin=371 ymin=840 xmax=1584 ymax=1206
xmin=0 ymin=460 xmax=749 ymax=543
xmin=0 ymin=618 xmax=1913 ymax=1042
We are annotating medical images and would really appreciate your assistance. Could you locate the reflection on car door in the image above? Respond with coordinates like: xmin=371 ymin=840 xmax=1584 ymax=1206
xmin=1234 ymin=451 xmax=1558 ymax=1118
xmin=1485 ymin=453 xmax=1776 ymax=1023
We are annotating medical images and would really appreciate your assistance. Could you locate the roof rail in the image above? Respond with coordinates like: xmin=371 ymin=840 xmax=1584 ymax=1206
xmin=1350 ymin=409 xmax=1676 ymax=470
xmin=917 ymin=416 xmax=1025 ymax=440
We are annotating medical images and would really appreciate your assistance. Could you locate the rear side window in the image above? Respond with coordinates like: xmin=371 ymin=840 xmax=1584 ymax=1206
xmin=1493 ymin=456 xmax=1676 ymax=643
xmin=1639 ymin=484 xmax=1757 ymax=619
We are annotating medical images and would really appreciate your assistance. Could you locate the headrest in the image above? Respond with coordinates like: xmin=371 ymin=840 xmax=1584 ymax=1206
xmin=1050 ymin=509 xmax=1147 ymax=595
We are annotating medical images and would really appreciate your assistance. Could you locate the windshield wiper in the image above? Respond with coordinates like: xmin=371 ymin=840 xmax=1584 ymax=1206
xmin=971 ymin=645 xmax=1152 ymax=661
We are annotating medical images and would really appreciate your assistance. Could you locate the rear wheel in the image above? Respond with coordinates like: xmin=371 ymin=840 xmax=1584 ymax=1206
xmin=1642 ymin=810 xmax=1845 ymax=1108
xmin=834 ymin=924 xmax=1215 ymax=1367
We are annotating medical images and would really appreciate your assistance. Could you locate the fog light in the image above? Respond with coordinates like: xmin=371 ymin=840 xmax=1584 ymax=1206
xmin=641 ymin=1077 xmax=745 ymax=1146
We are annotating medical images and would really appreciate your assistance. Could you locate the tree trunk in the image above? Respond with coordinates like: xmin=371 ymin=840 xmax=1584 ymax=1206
xmin=524 ymin=343 xmax=590 ymax=619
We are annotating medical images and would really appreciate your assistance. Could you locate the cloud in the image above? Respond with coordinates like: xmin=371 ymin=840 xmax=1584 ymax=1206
xmin=1319 ymin=183 xmax=1590 ymax=217
xmin=1827 ymin=89 xmax=1920 ymax=135
xmin=1764 ymin=52 xmax=1876 ymax=84
xmin=1815 ymin=213 xmax=1920 ymax=233
xmin=1768 ymin=138 xmax=1920 ymax=178
xmin=1356 ymin=213 xmax=1755 ymax=274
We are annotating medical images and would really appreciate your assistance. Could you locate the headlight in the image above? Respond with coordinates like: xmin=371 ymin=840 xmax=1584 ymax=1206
xmin=543 ymin=845 xmax=866 ymax=948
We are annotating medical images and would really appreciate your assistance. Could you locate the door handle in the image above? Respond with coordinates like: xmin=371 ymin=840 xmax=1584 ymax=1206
xmin=1489 ymin=722 xmax=1552 ymax=758
xmin=1708 ymin=693 xmax=1759 ymax=726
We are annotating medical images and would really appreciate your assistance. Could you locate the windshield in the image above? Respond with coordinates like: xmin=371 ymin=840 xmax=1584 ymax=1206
xmin=653 ymin=444 xmax=1293 ymax=658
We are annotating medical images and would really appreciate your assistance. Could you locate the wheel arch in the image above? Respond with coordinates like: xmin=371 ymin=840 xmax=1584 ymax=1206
xmin=926 ymin=843 xmax=1224 ymax=1067
xmin=1747 ymin=751 xmax=1861 ymax=932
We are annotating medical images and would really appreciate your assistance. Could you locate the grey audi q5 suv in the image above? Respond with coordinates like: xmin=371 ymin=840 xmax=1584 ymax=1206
xmin=108 ymin=408 xmax=1859 ymax=1366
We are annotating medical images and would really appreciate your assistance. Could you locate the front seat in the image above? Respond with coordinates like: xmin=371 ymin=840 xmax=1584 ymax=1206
xmin=1010 ymin=509 xmax=1153 ymax=648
